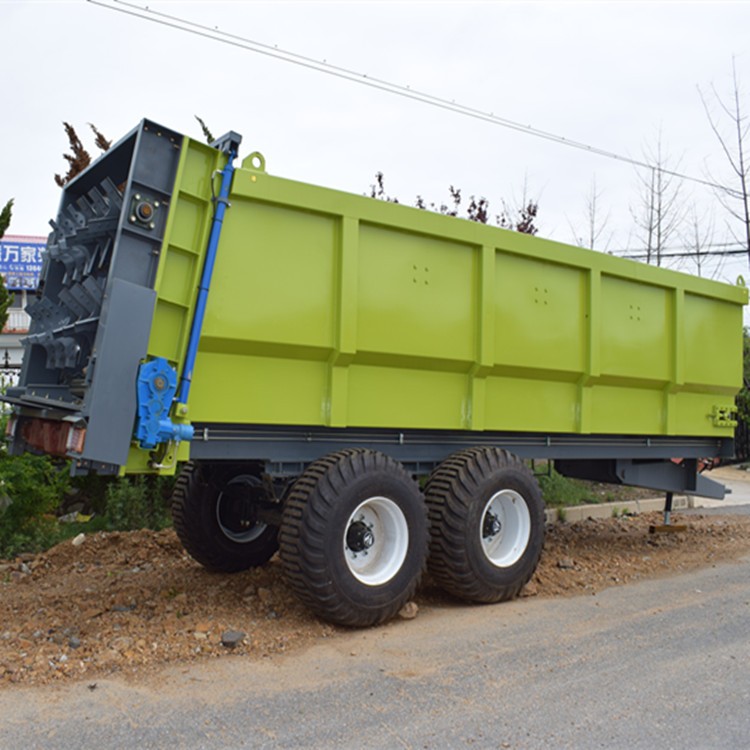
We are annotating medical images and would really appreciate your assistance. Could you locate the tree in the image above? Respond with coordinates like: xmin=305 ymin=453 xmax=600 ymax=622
xmin=373 ymin=174 xmax=539 ymax=234
xmin=699 ymin=59 xmax=750 ymax=270
xmin=733 ymin=327 xmax=750 ymax=462
xmin=370 ymin=172 xmax=400 ymax=204
xmin=54 ymin=122 xmax=111 ymax=186
xmin=195 ymin=115 xmax=215 ymax=145
xmin=0 ymin=199 xmax=13 ymax=331
xmin=501 ymin=199 xmax=539 ymax=235
xmin=681 ymin=204 xmax=719 ymax=278
xmin=90 ymin=124 xmax=112 ymax=152
xmin=0 ymin=199 xmax=12 ymax=239
xmin=568 ymin=176 xmax=611 ymax=251
xmin=493 ymin=176 xmax=539 ymax=235
xmin=630 ymin=129 xmax=685 ymax=266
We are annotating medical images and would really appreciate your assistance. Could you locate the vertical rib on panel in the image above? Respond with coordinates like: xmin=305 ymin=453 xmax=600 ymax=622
xmin=328 ymin=216 xmax=359 ymax=427
xmin=578 ymin=268 xmax=601 ymax=433
xmin=665 ymin=288 xmax=685 ymax=433
xmin=468 ymin=245 xmax=495 ymax=430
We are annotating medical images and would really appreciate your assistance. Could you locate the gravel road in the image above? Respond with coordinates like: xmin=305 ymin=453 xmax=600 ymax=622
xmin=2 ymin=547 xmax=749 ymax=749
xmin=3 ymin=511 xmax=750 ymax=687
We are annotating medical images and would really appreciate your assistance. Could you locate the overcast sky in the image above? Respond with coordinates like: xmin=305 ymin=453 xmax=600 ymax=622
xmin=3 ymin=0 xmax=750 ymax=288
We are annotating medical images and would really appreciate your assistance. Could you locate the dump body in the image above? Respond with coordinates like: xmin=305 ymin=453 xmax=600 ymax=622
xmin=5 ymin=120 xmax=747 ymax=480
xmin=193 ymin=158 xmax=745 ymax=437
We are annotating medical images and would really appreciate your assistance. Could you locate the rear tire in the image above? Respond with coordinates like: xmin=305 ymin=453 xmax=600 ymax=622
xmin=171 ymin=462 xmax=279 ymax=573
xmin=279 ymin=449 xmax=428 ymax=627
xmin=425 ymin=447 xmax=545 ymax=603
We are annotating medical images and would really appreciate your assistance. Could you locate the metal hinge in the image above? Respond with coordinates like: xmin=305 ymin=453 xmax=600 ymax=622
xmin=711 ymin=405 xmax=738 ymax=428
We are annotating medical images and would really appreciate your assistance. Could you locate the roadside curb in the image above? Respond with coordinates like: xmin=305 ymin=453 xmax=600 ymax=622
xmin=545 ymin=495 xmax=692 ymax=524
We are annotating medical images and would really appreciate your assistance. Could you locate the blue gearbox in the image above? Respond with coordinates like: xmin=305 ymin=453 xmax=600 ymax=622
xmin=134 ymin=357 xmax=194 ymax=449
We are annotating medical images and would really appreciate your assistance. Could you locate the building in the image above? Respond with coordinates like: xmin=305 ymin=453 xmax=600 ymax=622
xmin=0 ymin=234 xmax=45 ymax=379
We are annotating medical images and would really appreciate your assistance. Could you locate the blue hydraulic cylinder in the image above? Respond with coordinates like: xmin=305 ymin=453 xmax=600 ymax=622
xmin=177 ymin=146 xmax=238 ymax=406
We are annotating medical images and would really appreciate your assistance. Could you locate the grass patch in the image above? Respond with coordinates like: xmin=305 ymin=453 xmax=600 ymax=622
xmin=536 ymin=464 xmax=652 ymax=509
xmin=537 ymin=468 xmax=597 ymax=507
xmin=0 ymin=455 xmax=176 ymax=559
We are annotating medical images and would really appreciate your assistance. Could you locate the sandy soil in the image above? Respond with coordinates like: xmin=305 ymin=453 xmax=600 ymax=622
xmin=2 ymin=510 xmax=749 ymax=687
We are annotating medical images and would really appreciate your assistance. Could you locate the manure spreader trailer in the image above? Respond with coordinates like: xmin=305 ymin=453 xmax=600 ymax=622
xmin=4 ymin=120 xmax=746 ymax=625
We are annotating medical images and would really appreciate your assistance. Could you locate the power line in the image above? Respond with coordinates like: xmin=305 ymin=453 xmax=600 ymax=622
xmin=618 ymin=248 xmax=748 ymax=260
xmin=613 ymin=240 xmax=745 ymax=253
xmin=88 ymin=0 xmax=735 ymax=196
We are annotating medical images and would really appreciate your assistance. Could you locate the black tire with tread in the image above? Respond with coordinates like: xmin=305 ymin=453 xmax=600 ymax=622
xmin=171 ymin=462 xmax=279 ymax=573
xmin=279 ymin=449 xmax=428 ymax=627
xmin=425 ymin=447 xmax=545 ymax=603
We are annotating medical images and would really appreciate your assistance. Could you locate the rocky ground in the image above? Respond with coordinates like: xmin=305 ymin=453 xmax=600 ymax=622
xmin=2 ymin=511 xmax=750 ymax=687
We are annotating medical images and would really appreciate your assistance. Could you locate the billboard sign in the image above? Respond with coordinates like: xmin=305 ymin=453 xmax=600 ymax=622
xmin=0 ymin=235 xmax=45 ymax=290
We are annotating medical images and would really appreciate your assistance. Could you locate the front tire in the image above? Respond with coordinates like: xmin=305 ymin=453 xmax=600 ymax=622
xmin=279 ymin=449 xmax=428 ymax=627
xmin=425 ymin=447 xmax=545 ymax=603
xmin=171 ymin=462 xmax=279 ymax=573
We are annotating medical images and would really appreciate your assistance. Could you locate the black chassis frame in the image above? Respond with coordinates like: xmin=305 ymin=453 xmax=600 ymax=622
xmin=113 ymin=423 xmax=733 ymax=500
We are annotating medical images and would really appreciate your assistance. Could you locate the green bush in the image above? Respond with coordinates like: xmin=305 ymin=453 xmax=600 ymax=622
xmin=70 ymin=473 xmax=113 ymax=517
xmin=736 ymin=327 xmax=750 ymax=426
xmin=103 ymin=475 xmax=174 ymax=531
xmin=0 ymin=445 xmax=177 ymax=557
xmin=537 ymin=468 xmax=594 ymax=507
xmin=0 ymin=453 xmax=72 ymax=558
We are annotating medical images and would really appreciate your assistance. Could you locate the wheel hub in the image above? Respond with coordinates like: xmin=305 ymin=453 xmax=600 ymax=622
xmin=482 ymin=511 xmax=502 ymax=539
xmin=342 ymin=496 xmax=410 ymax=586
xmin=346 ymin=520 xmax=375 ymax=553
xmin=479 ymin=489 xmax=531 ymax=568
xmin=216 ymin=475 xmax=268 ymax=543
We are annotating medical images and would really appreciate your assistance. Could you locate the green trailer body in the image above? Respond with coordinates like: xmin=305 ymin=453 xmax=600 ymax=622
xmin=4 ymin=120 xmax=747 ymax=626
xmin=175 ymin=137 xmax=744 ymax=441
xmin=7 ymin=119 xmax=745 ymax=472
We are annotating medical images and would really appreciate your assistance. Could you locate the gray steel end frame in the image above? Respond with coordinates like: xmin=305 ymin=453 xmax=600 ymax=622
xmin=10 ymin=120 xmax=184 ymax=468
xmin=81 ymin=120 xmax=181 ymax=465
xmin=615 ymin=459 xmax=726 ymax=500
xmin=556 ymin=457 xmax=727 ymax=500
xmin=76 ymin=121 xmax=183 ymax=466
xmin=83 ymin=280 xmax=157 ymax=466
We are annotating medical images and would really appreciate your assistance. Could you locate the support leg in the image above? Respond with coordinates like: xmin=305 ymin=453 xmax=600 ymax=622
xmin=663 ymin=491 xmax=674 ymax=526
xmin=649 ymin=491 xmax=687 ymax=534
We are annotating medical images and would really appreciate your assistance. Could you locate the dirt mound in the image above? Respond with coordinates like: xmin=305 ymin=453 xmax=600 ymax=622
xmin=2 ymin=512 xmax=750 ymax=687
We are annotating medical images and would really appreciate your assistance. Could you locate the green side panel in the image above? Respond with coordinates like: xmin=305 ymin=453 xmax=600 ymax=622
xmin=494 ymin=253 xmax=587 ymax=375
xmin=148 ymin=140 xmax=227 ymax=363
xmin=139 ymin=139 xmax=747 ymax=447
xmin=124 ymin=137 xmax=227 ymax=473
xmin=590 ymin=386 xmax=665 ymax=434
xmin=683 ymin=293 xmax=743 ymax=389
xmin=599 ymin=275 xmax=672 ymax=384
xmin=202 ymin=202 xmax=336 ymax=351
xmin=356 ymin=225 xmax=478 ymax=365
xmin=346 ymin=365 xmax=468 ymax=429
xmin=192 ymin=352 xmax=328 ymax=424
xmin=670 ymin=392 xmax=734 ymax=433
xmin=483 ymin=377 xmax=579 ymax=432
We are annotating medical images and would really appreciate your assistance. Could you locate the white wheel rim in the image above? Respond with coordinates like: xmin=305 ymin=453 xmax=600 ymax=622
xmin=216 ymin=475 xmax=267 ymax=543
xmin=343 ymin=496 xmax=409 ymax=586
xmin=479 ymin=489 xmax=531 ymax=568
